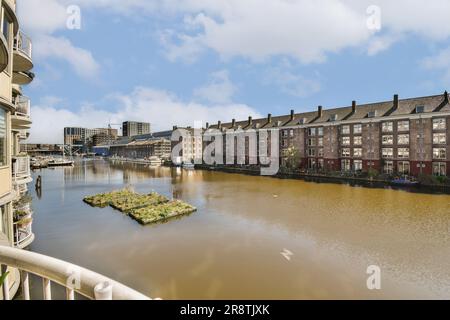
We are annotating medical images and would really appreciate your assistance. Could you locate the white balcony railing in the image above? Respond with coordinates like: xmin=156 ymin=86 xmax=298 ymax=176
xmin=12 ymin=156 xmax=31 ymax=179
xmin=13 ymin=96 xmax=31 ymax=118
xmin=13 ymin=31 xmax=32 ymax=60
xmin=13 ymin=215 xmax=33 ymax=248
xmin=0 ymin=246 xmax=151 ymax=300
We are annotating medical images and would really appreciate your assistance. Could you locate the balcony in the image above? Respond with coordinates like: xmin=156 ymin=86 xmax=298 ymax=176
xmin=12 ymin=70 xmax=35 ymax=85
xmin=0 ymin=246 xmax=151 ymax=300
xmin=12 ymin=96 xmax=32 ymax=129
xmin=13 ymin=31 xmax=33 ymax=72
xmin=13 ymin=212 xmax=34 ymax=249
xmin=12 ymin=156 xmax=32 ymax=186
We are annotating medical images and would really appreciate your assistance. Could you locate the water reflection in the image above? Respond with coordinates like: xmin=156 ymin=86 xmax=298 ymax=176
xmin=27 ymin=159 xmax=450 ymax=299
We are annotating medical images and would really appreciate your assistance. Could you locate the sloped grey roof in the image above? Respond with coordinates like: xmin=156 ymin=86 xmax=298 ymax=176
xmin=205 ymin=92 xmax=449 ymax=130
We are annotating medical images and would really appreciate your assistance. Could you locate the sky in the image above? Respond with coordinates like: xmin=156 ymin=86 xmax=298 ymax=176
xmin=16 ymin=0 xmax=450 ymax=143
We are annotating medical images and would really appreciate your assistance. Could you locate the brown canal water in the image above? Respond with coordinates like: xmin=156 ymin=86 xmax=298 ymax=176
xmin=28 ymin=159 xmax=450 ymax=299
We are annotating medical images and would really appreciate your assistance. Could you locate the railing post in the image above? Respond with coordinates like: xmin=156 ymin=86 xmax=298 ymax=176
xmin=21 ymin=271 xmax=30 ymax=300
xmin=1 ymin=264 xmax=10 ymax=300
xmin=66 ymin=287 xmax=75 ymax=300
xmin=43 ymin=278 xmax=51 ymax=300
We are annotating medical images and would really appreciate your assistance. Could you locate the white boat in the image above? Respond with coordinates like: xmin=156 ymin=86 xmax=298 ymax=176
xmin=47 ymin=158 xmax=74 ymax=167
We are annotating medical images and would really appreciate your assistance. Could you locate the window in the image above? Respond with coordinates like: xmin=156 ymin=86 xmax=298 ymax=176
xmin=415 ymin=106 xmax=425 ymax=114
xmin=367 ymin=111 xmax=377 ymax=118
xmin=308 ymin=128 xmax=316 ymax=136
xmin=353 ymin=124 xmax=362 ymax=134
xmin=341 ymin=159 xmax=351 ymax=172
xmin=353 ymin=136 xmax=362 ymax=146
xmin=433 ymin=162 xmax=447 ymax=176
xmin=433 ymin=118 xmax=446 ymax=130
xmin=341 ymin=125 xmax=350 ymax=135
xmin=282 ymin=139 xmax=288 ymax=148
xmin=354 ymin=160 xmax=363 ymax=172
xmin=289 ymin=130 xmax=294 ymax=137
xmin=382 ymin=122 xmax=393 ymax=132
xmin=382 ymin=148 xmax=394 ymax=159
xmin=433 ymin=133 xmax=446 ymax=145
xmin=318 ymin=159 xmax=324 ymax=171
xmin=353 ymin=148 xmax=362 ymax=158
xmin=2 ymin=12 xmax=11 ymax=45
xmin=330 ymin=114 xmax=338 ymax=122
xmin=398 ymin=161 xmax=410 ymax=175
xmin=398 ymin=148 xmax=410 ymax=159
xmin=383 ymin=161 xmax=394 ymax=174
xmin=308 ymin=158 xmax=316 ymax=170
xmin=282 ymin=130 xmax=288 ymax=137
xmin=318 ymin=148 xmax=324 ymax=158
xmin=308 ymin=148 xmax=316 ymax=157
xmin=342 ymin=136 xmax=351 ymax=146
xmin=397 ymin=121 xmax=409 ymax=132
xmin=317 ymin=127 xmax=324 ymax=136
xmin=342 ymin=148 xmax=351 ymax=157
xmin=318 ymin=137 xmax=323 ymax=147
xmin=308 ymin=138 xmax=316 ymax=147
xmin=382 ymin=135 xmax=394 ymax=145
xmin=0 ymin=109 xmax=6 ymax=166
xmin=398 ymin=134 xmax=410 ymax=145
xmin=433 ymin=148 xmax=446 ymax=160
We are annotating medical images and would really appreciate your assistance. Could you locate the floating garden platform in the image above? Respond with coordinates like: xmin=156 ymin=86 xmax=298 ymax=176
xmin=83 ymin=189 xmax=196 ymax=225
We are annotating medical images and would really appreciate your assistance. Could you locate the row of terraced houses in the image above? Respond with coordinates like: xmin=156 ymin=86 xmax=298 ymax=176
xmin=175 ymin=92 xmax=450 ymax=178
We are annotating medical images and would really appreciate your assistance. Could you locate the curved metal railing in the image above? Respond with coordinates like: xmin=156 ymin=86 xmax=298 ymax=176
xmin=0 ymin=246 xmax=151 ymax=300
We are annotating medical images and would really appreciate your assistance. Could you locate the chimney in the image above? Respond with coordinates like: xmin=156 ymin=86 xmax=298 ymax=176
xmin=318 ymin=106 xmax=323 ymax=118
xmin=232 ymin=119 xmax=236 ymax=127
xmin=173 ymin=125 xmax=178 ymax=131
xmin=393 ymin=94 xmax=399 ymax=110
xmin=248 ymin=116 xmax=253 ymax=126
xmin=445 ymin=91 xmax=449 ymax=102
xmin=352 ymin=101 xmax=357 ymax=113
xmin=267 ymin=113 xmax=272 ymax=123
xmin=218 ymin=121 xmax=222 ymax=129
xmin=205 ymin=122 xmax=209 ymax=129
xmin=290 ymin=110 xmax=295 ymax=121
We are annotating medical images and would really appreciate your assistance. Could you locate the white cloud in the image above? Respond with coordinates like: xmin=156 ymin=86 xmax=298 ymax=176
xmin=193 ymin=70 xmax=237 ymax=104
xmin=422 ymin=46 xmax=450 ymax=85
xmin=29 ymin=87 xmax=262 ymax=144
xmin=263 ymin=64 xmax=321 ymax=98
xmin=18 ymin=0 xmax=100 ymax=79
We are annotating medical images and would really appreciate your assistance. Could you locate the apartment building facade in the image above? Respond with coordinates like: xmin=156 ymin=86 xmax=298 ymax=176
xmin=197 ymin=92 xmax=450 ymax=178
xmin=110 ymin=138 xmax=171 ymax=160
xmin=64 ymin=127 xmax=118 ymax=148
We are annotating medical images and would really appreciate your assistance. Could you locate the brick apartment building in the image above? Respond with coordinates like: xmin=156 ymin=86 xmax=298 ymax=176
xmin=194 ymin=92 xmax=450 ymax=177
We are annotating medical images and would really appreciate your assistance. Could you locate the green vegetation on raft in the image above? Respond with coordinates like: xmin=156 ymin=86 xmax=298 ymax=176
xmin=129 ymin=201 xmax=197 ymax=225
xmin=83 ymin=189 xmax=197 ymax=225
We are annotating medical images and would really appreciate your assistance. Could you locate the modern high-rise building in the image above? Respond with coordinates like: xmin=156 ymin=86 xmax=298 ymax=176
xmin=122 ymin=121 xmax=151 ymax=137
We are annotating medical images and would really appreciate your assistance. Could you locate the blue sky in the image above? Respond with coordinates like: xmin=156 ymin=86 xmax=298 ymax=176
xmin=17 ymin=0 xmax=450 ymax=143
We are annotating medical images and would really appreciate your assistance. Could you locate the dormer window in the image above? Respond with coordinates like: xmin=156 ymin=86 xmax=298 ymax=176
xmin=367 ymin=111 xmax=377 ymax=118
xmin=298 ymin=118 xmax=307 ymax=125
xmin=329 ymin=114 xmax=338 ymax=122
xmin=415 ymin=105 xmax=425 ymax=113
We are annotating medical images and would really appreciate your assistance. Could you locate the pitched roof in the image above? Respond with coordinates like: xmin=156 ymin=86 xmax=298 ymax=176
xmin=205 ymin=92 xmax=449 ymax=130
